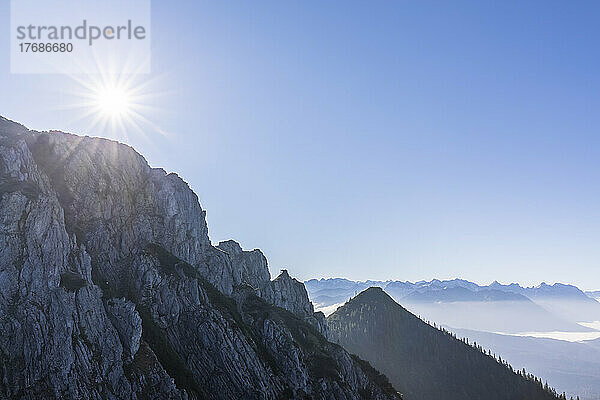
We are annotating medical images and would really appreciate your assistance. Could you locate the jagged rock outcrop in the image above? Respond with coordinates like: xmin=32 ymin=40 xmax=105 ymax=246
xmin=266 ymin=270 xmax=314 ymax=315
xmin=215 ymin=240 xmax=327 ymax=335
xmin=106 ymin=298 xmax=142 ymax=361
xmin=216 ymin=240 xmax=271 ymax=290
xmin=0 ymin=116 xmax=400 ymax=400
xmin=26 ymin=126 xmax=325 ymax=330
xmin=264 ymin=270 xmax=328 ymax=337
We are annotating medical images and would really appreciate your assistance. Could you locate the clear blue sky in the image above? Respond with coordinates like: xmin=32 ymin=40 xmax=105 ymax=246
xmin=2 ymin=1 xmax=600 ymax=289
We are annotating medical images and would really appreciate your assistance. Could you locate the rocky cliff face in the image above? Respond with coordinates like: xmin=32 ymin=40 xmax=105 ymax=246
xmin=215 ymin=243 xmax=329 ymax=337
xmin=0 ymin=116 xmax=399 ymax=400
xmin=264 ymin=269 xmax=328 ymax=337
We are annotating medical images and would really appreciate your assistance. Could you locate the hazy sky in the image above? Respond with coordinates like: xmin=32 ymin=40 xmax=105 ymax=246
xmin=2 ymin=1 xmax=600 ymax=289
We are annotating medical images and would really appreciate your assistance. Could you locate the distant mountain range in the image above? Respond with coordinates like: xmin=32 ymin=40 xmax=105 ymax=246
xmin=402 ymin=286 xmax=529 ymax=303
xmin=328 ymin=288 xmax=563 ymax=400
xmin=306 ymin=278 xmax=600 ymax=330
xmin=310 ymin=278 xmax=600 ymax=399
xmin=306 ymin=278 xmax=598 ymax=306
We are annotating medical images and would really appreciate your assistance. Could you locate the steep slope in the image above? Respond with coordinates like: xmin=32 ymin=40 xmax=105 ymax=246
xmin=0 ymin=116 xmax=399 ymax=400
xmin=327 ymin=288 xmax=562 ymax=400
xmin=451 ymin=328 xmax=600 ymax=400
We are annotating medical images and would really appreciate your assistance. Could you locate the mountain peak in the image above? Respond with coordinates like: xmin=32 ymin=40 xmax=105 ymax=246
xmin=328 ymin=288 xmax=561 ymax=400
xmin=278 ymin=268 xmax=291 ymax=278
xmin=0 ymin=118 xmax=398 ymax=399
xmin=216 ymin=239 xmax=243 ymax=255
xmin=353 ymin=286 xmax=393 ymax=303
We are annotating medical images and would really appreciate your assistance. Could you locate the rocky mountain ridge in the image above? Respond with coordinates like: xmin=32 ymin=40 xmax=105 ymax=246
xmin=0 ymin=116 xmax=398 ymax=399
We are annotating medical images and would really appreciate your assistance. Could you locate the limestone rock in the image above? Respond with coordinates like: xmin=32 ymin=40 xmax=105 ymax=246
xmin=217 ymin=240 xmax=271 ymax=290
xmin=0 ymin=116 xmax=400 ymax=400
xmin=266 ymin=269 xmax=314 ymax=316
xmin=106 ymin=298 xmax=142 ymax=361
xmin=0 ymin=124 xmax=136 ymax=399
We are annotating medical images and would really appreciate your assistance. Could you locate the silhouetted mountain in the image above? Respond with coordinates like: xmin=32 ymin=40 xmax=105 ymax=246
xmin=305 ymin=278 xmax=385 ymax=307
xmin=328 ymin=287 xmax=563 ymax=400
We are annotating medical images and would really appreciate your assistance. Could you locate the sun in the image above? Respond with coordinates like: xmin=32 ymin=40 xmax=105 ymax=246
xmin=93 ymin=85 xmax=132 ymax=118
xmin=62 ymin=66 xmax=170 ymax=141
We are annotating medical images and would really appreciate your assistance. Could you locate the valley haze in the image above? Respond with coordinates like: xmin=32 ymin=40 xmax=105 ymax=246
xmin=307 ymin=276 xmax=600 ymax=399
